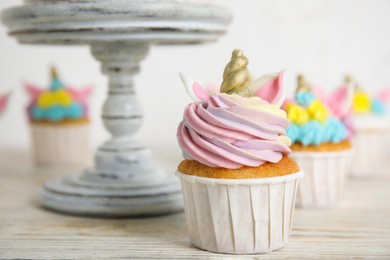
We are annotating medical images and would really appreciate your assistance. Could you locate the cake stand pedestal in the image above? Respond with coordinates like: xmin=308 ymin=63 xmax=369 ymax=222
xmin=2 ymin=0 xmax=231 ymax=217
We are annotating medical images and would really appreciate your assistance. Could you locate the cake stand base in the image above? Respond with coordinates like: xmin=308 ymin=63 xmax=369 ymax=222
xmin=40 ymin=174 xmax=182 ymax=217
xmin=2 ymin=0 xmax=231 ymax=217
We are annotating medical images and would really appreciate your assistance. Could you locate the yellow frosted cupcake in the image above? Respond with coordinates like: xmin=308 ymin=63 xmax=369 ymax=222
xmin=345 ymin=75 xmax=390 ymax=176
xmin=26 ymin=67 xmax=92 ymax=166
xmin=283 ymin=75 xmax=354 ymax=208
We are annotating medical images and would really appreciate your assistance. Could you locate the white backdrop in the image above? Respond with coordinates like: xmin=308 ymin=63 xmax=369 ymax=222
xmin=1 ymin=0 xmax=390 ymax=158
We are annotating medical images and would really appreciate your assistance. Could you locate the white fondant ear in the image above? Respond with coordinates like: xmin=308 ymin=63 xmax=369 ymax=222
xmin=179 ymin=72 xmax=210 ymax=103
xmin=343 ymin=81 xmax=355 ymax=113
xmin=247 ymin=71 xmax=286 ymax=107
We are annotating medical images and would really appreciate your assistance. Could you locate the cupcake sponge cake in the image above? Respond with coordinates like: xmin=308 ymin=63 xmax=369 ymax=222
xmin=178 ymin=156 xmax=299 ymax=179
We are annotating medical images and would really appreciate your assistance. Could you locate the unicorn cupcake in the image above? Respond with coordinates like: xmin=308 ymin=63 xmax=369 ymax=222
xmin=344 ymin=75 xmax=390 ymax=176
xmin=176 ymin=50 xmax=303 ymax=254
xmin=26 ymin=67 xmax=92 ymax=165
xmin=284 ymin=75 xmax=354 ymax=208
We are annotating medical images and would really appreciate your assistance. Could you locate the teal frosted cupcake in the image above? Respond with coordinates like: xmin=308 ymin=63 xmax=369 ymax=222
xmin=347 ymin=75 xmax=390 ymax=176
xmin=283 ymin=75 xmax=354 ymax=208
xmin=25 ymin=67 xmax=92 ymax=166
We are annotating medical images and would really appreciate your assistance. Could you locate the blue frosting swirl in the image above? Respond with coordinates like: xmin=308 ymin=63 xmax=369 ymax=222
xmin=66 ymin=103 xmax=83 ymax=119
xmin=295 ymin=92 xmax=315 ymax=107
xmin=31 ymin=103 xmax=84 ymax=122
xmin=299 ymin=121 xmax=324 ymax=145
xmin=286 ymin=123 xmax=300 ymax=144
xmin=50 ymin=79 xmax=65 ymax=91
xmin=323 ymin=118 xmax=347 ymax=143
xmin=371 ymin=99 xmax=386 ymax=115
xmin=287 ymin=118 xmax=347 ymax=146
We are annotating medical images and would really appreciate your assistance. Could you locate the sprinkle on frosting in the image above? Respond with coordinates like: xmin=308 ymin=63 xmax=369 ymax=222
xmin=25 ymin=67 xmax=92 ymax=122
xmin=177 ymin=49 xmax=292 ymax=169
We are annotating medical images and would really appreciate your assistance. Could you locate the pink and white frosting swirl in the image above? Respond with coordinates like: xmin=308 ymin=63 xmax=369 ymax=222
xmin=177 ymin=93 xmax=292 ymax=169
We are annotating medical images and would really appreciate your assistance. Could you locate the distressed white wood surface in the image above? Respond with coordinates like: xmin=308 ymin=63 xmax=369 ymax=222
xmin=0 ymin=150 xmax=389 ymax=259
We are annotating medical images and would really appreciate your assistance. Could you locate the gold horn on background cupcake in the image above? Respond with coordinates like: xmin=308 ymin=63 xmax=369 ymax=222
xmin=220 ymin=49 xmax=251 ymax=94
xmin=50 ymin=66 xmax=59 ymax=81
xmin=296 ymin=74 xmax=312 ymax=93
xmin=344 ymin=74 xmax=360 ymax=91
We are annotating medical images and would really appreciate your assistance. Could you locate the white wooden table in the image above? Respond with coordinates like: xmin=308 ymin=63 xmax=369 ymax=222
xmin=0 ymin=149 xmax=389 ymax=259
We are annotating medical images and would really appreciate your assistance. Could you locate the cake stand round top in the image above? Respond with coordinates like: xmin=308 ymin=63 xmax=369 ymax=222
xmin=2 ymin=0 xmax=231 ymax=45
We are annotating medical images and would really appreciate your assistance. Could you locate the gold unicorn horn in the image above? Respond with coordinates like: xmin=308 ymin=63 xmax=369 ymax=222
xmin=344 ymin=74 xmax=352 ymax=84
xmin=296 ymin=74 xmax=311 ymax=93
xmin=50 ymin=66 xmax=59 ymax=81
xmin=220 ymin=49 xmax=251 ymax=94
xmin=344 ymin=74 xmax=360 ymax=91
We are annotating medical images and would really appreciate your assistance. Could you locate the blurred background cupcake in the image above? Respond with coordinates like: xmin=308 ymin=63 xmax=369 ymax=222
xmin=0 ymin=91 xmax=11 ymax=117
xmin=345 ymin=75 xmax=390 ymax=177
xmin=26 ymin=67 xmax=92 ymax=166
xmin=283 ymin=75 xmax=354 ymax=208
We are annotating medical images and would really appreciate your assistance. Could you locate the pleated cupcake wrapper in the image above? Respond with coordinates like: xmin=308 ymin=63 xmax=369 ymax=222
xmin=31 ymin=123 xmax=90 ymax=166
xmin=291 ymin=150 xmax=353 ymax=208
xmin=351 ymin=132 xmax=390 ymax=177
xmin=176 ymin=171 xmax=304 ymax=254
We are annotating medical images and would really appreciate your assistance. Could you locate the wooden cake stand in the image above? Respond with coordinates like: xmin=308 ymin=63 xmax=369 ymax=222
xmin=2 ymin=0 xmax=231 ymax=217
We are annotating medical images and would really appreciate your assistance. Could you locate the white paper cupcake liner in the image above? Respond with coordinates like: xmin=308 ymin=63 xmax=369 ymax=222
xmin=351 ymin=132 xmax=389 ymax=177
xmin=31 ymin=123 xmax=90 ymax=166
xmin=176 ymin=171 xmax=304 ymax=254
xmin=291 ymin=150 xmax=353 ymax=208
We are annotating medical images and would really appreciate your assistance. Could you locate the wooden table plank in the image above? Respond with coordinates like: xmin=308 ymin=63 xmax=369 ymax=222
xmin=0 ymin=150 xmax=389 ymax=259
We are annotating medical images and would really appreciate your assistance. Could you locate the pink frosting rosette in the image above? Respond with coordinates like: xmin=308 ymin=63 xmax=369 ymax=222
xmin=177 ymin=93 xmax=291 ymax=169
xmin=177 ymin=50 xmax=291 ymax=169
